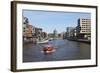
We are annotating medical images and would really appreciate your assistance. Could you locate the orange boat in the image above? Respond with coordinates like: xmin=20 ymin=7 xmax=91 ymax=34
xmin=43 ymin=44 xmax=55 ymax=54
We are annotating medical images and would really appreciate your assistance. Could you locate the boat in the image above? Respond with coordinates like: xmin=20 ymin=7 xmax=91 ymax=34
xmin=42 ymin=44 xmax=55 ymax=54
xmin=48 ymin=38 xmax=54 ymax=41
xmin=37 ymin=40 xmax=49 ymax=44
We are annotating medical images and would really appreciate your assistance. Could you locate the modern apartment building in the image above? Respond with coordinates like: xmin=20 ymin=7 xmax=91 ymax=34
xmin=76 ymin=18 xmax=91 ymax=39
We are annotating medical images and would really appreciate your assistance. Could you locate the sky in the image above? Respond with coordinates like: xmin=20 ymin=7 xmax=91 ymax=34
xmin=23 ymin=10 xmax=91 ymax=33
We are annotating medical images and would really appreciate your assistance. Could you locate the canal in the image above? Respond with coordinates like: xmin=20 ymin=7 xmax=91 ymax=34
xmin=23 ymin=39 xmax=91 ymax=62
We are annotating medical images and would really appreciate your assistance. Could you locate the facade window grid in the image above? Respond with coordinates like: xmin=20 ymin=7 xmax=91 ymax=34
xmin=77 ymin=18 xmax=91 ymax=39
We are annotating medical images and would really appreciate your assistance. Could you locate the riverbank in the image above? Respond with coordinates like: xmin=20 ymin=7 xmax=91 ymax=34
xmin=67 ymin=38 xmax=90 ymax=44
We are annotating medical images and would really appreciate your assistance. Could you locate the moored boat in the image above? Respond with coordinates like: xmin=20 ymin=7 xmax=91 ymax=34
xmin=37 ymin=40 xmax=49 ymax=44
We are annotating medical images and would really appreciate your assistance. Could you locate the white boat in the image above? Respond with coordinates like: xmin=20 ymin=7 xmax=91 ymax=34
xmin=48 ymin=38 xmax=54 ymax=41
xmin=37 ymin=40 xmax=49 ymax=44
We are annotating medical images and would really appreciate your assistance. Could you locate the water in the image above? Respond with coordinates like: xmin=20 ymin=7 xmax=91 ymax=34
xmin=23 ymin=39 xmax=91 ymax=62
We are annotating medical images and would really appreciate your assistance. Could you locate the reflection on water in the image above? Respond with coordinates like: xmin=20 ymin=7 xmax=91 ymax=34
xmin=23 ymin=39 xmax=91 ymax=62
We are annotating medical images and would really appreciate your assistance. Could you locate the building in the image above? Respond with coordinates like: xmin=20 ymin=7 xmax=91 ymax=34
xmin=70 ymin=28 xmax=77 ymax=37
xmin=41 ymin=32 xmax=48 ymax=39
xmin=23 ymin=24 xmax=34 ymax=41
xmin=53 ymin=29 xmax=58 ymax=39
xmin=23 ymin=16 xmax=48 ymax=43
xmin=76 ymin=18 xmax=91 ymax=39
xmin=48 ymin=33 xmax=54 ymax=39
xmin=32 ymin=26 xmax=36 ymax=37
xmin=23 ymin=17 xmax=35 ymax=42
xmin=58 ymin=32 xmax=65 ymax=39
xmin=66 ymin=27 xmax=75 ymax=38
xmin=26 ymin=25 xmax=33 ymax=38
xmin=35 ymin=27 xmax=43 ymax=41
xmin=23 ymin=17 xmax=29 ymax=41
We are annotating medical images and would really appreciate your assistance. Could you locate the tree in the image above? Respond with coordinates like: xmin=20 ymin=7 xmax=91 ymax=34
xmin=23 ymin=17 xmax=29 ymax=24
